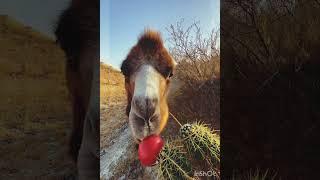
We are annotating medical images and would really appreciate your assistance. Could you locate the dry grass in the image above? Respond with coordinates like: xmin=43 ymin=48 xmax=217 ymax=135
xmin=0 ymin=15 xmax=75 ymax=178
xmin=100 ymin=62 xmax=127 ymax=149
xmin=169 ymin=59 xmax=220 ymax=130
xmin=100 ymin=63 xmax=125 ymax=105
xmin=221 ymin=2 xmax=320 ymax=178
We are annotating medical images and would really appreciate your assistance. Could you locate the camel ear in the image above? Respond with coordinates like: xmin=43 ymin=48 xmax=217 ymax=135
xmin=120 ymin=58 xmax=131 ymax=77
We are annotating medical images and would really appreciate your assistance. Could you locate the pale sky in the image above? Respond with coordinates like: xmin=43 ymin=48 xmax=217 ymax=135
xmin=101 ymin=0 xmax=220 ymax=69
xmin=0 ymin=0 xmax=220 ymax=69
xmin=0 ymin=0 xmax=71 ymax=39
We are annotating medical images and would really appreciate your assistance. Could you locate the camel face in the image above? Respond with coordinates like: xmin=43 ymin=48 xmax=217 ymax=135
xmin=129 ymin=64 xmax=167 ymax=141
xmin=121 ymin=30 xmax=176 ymax=142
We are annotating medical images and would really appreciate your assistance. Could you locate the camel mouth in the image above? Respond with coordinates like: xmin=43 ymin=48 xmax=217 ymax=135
xmin=135 ymin=138 xmax=142 ymax=143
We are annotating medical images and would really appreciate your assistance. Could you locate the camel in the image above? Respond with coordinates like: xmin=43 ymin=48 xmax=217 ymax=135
xmin=121 ymin=30 xmax=177 ymax=142
xmin=54 ymin=0 xmax=99 ymax=179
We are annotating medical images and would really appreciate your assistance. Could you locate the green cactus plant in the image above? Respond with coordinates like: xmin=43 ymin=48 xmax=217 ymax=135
xmin=157 ymin=141 xmax=193 ymax=180
xmin=156 ymin=113 xmax=220 ymax=179
xmin=180 ymin=122 xmax=220 ymax=168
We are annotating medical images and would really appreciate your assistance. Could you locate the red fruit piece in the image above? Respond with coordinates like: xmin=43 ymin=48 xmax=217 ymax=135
xmin=138 ymin=134 xmax=164 ymax=166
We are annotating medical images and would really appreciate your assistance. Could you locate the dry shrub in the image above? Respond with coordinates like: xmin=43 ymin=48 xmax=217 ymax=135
xmin=222 ymin=1 xmax=320 ymax=179
xmin=166 ymin=20 xmax=220 ymax=129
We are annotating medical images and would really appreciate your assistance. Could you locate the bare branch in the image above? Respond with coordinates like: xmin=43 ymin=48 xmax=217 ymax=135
xmin=166 ymin=19 xmax=220 ymax=85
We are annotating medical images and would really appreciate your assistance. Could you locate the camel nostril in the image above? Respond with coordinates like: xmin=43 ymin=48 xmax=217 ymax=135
xmin=145 ymin=98 xmax=158 ymax=120
xmin=132 ymin=112 xmax=145 ymax=125
xmin=135 ymin=116 xmax=145 ymax=126
xmin=132 ymin=97 xmax=158 ymax=121
xmin=149 ymin=113 xmax=159 ymax=122
xmin=146 ymin=98 xmax=158 ymax=106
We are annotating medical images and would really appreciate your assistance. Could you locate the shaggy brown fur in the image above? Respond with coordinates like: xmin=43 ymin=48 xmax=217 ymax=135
xmin=121 ymin=30 xmax=175 ymax=78
xmin=54 ymin=0 xmax=99 ymax=162
xmin=121 ymin=29 xmax=176 ymax=116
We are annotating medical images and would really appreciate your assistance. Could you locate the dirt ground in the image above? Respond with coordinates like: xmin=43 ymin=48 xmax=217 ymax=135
xmin=0 ymin=15 xmax=75 ymax=178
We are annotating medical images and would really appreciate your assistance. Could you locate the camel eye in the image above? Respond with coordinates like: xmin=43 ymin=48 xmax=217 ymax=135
xmin=166 ymin=69 xmax=173 ymax=78
xmin=169 ymin=71 xmax=173 ymax=78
